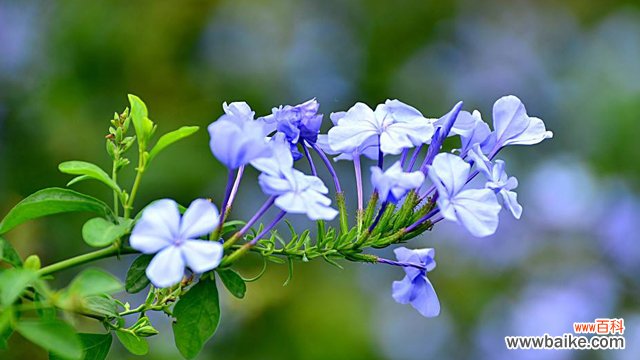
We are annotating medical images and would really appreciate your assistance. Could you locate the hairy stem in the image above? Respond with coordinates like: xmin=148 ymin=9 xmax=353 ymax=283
xmin=38 ymin=246 xmax=138 ymax=276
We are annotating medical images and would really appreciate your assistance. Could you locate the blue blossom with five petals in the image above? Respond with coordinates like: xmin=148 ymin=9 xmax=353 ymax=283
xmin=327 ymin=99 xmax=434 ymax=156
xmin=427 ymin=153 xmax=501 ymax=237
xmin=251 ymin=137 xmax=338 ymax=220
xmin=129 ymin=199 xmax=223 ymax=288
xmin=390 ymin=247 xmax=440 ymax=318
xmin=483 ymin=95 xmax=553 ymax=154
xmin=468 ymin=144 xmax=522 ymax=219
xmin=208 ymin=102 xmax=272 ymax=169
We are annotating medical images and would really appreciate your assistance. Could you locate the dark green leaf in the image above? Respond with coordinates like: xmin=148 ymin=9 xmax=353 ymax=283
xmin=0 ymin=188 xmax=113 ymax=234
xmin=217 ymin=269 xmax=246 ymax=299
xmin=172 ymin=277 xmax=220 ymax=359
xmin=81 ymin=218 xmax=131 ymax=248
xmin=58 ymin=161 xmax=121 ymax=194
xmin=148 ymin=126 xmax=199 ymax=163
xmin=0 ymin=268 xmax=38 ymax=306
xmin=68 ymin=268 xmax=122 ymax=297
xmin=16 ymin=319 xmax=83 ymax=360
xmin=115 ymin=330 xmax=148 ymax=355
xmin=125 ymin=255 xmax=153 ymax=294
xmin=0 ymin=237 xmax=22 ymax=267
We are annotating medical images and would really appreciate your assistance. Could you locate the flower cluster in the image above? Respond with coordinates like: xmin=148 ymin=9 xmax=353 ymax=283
xmin=132 ymin=95 xmax=551 ymax=318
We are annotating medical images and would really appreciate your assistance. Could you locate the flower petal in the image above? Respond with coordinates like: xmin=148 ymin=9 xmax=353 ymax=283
xmin=146 ymin=246 xmax=185 ymax=288
xmin=392 ymin=276 xmax=414 ymax=304
xmin=180 ymin=240 xmax=224 ymax=273
xmin=129 ymin=199 xmax=180 ymax=253
xmin=409 ymin=276 xmax=441 ymax=317
xmin=449 ymin=188 xmax=501 ymax=237
xmin=179 ymin=199 xmax=220 ymax=239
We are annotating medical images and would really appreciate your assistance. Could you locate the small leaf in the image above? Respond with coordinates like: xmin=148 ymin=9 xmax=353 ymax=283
xmin=217 ymin=269 xmax=246 ymax=299
xmin=16 ymin=319 xmax=83 ymax=360
xmin=0 ymin=268 xmax=38 ymax=306
xmin=148 ymin=126 xmax=199 ymax=163
xmin=128 ymin=94 xmax=155 ymax=147
xmin=50 ymin=333 xmax=112 ymax=360
xmin=0 ymin=237 xmax=22 ymax=267
xmin=116 ymin=330 xmax=148 ymax=355
xmin=0 ymin=307 xmax=14 ymax=350
xmin=59 ymin=161 xmax=121 ymax=194
xmin=66 ymin=175 xmax=92 ymax=187
xmin=0 ymin=188 xmax=113 ymax=234
xmin=82 ymin=295 xmax=120 ymax=318
xmin=125 ymin=255 xmax=153 ymax=294
xmin=172 ymin=277 xmax=220 ymax=359
xmin=82 ymin=218 xmax=131 ymax=248
xmin=68 ymin=268 xmax=122 ymax=297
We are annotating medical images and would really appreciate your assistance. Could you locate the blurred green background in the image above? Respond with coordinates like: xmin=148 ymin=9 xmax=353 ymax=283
xmin=1 ymin=0 xmax=640 ymax=359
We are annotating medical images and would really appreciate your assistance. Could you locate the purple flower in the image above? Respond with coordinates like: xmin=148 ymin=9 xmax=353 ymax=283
xmin=208 ymin=101 xmax=272 ymax=169
xmin=130 ymin=199 xmax=223 ymax=288
xmin=484 ymin=95 xmax=553 ymax=155
xmin=427 ymin=153 xmax=501 ymax=237
xmin=444 ymin=110 xmax=492 ymax=155
xmin=251 ymin=137 xmax=338 ymax=220
xmin=371 ymin=161 xmax=425 ymax=203
xmin=468 ymin=145 xmax=522 ymax=219
xmin=390 ymin=247 xmax=440 ymax=318
xmin=327 ymin=99 xmax=434 ymax=156
xmin=259 ymin=99 xmax=323 ymax=159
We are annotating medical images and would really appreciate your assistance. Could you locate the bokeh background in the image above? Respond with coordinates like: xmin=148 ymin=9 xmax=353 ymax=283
xmin=1 ymin=0 xmax=640 ymax=359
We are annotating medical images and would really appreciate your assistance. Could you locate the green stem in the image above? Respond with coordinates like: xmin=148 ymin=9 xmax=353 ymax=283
xmin=124 ymin=150 xmax=146 ymax=219
xmin=38 ymin=246 xmax=138 ymax=276
xmin=112 ymin=155 xmax=120 ymax=218
xmin=336 ymin=192 xmax=349 ymax=235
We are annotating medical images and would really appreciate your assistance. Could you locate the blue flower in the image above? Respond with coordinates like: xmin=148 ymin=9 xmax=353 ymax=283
xmin=129 ymin=199 xmax=223 ymax=288
xmin=316 ymin=112 xmax=379 ymax=161
xmin=439 ymin=110 xmax=492 ymax=155
xmin=259 ymin=99 xmax=323 ymax=160
xmin=427 ymin=153 xmax=501 ymax=237
xmin=420 ymin=101 xmax=464 ymax=169
xmin=468 ymin=145 xmax=522 ymax=219
xmin=484 ymin=95 xmax=553 ymax=154
xmin=371 ymin=161 xmax=425 ymax=203
xmin=390 ymin=247 xmax=440 ymax=318
xmin=251 ymin=137 xmax=338 ymax=220
xmin=327 ymin=99 xmax=434 ymax=156
xmin=208 ymin=102 xmax=272 ymax=169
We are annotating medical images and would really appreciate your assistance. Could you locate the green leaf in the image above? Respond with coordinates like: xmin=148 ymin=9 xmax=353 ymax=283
xmin=172 ymin=277 xmax=220 ymax=359
xmin=217 ymin=269 xmax=246 ymax=299
xmin=0 ymin=268 xmax=38 ymax=306
xmin=66 ymin=175 xmax=92 ymax=187
xmin=0 ymin=237 xmax=22 ymax=267
xmin=58 ymin=161 xmax=121 ymax=194
xmin=128 ymin=94 xmax=155 ymax=147
xmin=115 ymin=330 xmax=148 ymax=355
xmin=82 ymin=295 xmax=119 ymax=318
xmin=0 ymin=188 xmax=113 ymax=234
xmin=68 ymin=268 xmax=122 ymax=297
xmin=50 ymin=333 xmax=112 ymax=360
xmin=0 ymin=308 xmax=14 ymax=350
xmin=16 ymin=319 xmax=83 ymax=360
xmin=125 ymin=255 xmax=153 ymax=294
xmin=148 ymin=126 xmax=199 ymax=163
xmin=82 ymin=218 xmax=131 ymax=248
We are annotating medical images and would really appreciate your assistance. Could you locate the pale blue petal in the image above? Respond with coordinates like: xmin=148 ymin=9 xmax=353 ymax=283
xmin=467 ymin=144 xmax=492 ymax=178
xmin=180 ymin=240 xmax=224 ymax=273
xmin=130 ymin=199 xmax=180 ymax=253
xmin=410 ymin=276 xmax=441 ymax=317
xmin=258 ymin=174 xmax=292 ymax=196
xmin=392 ymin=276 xmax=414 ymax=304
xmin=428 ymin=153 xmax=470 ymax=196
xmin=450 ymin=188 xmax=501 ymax=237
xmin=503 ymin=116 xmax=554 ymax=146
xmin=500 ymin=189 xmax=523 ymax=219
xmin=492 ymin=95 xmax=529 ymax=144
xmin=146 ymin=246 xmax=185 ymax=288
xmin=327 ymin=102 xmax=380 ymax=153
xmin=179 ymin=199 xmax=220 ymax=239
